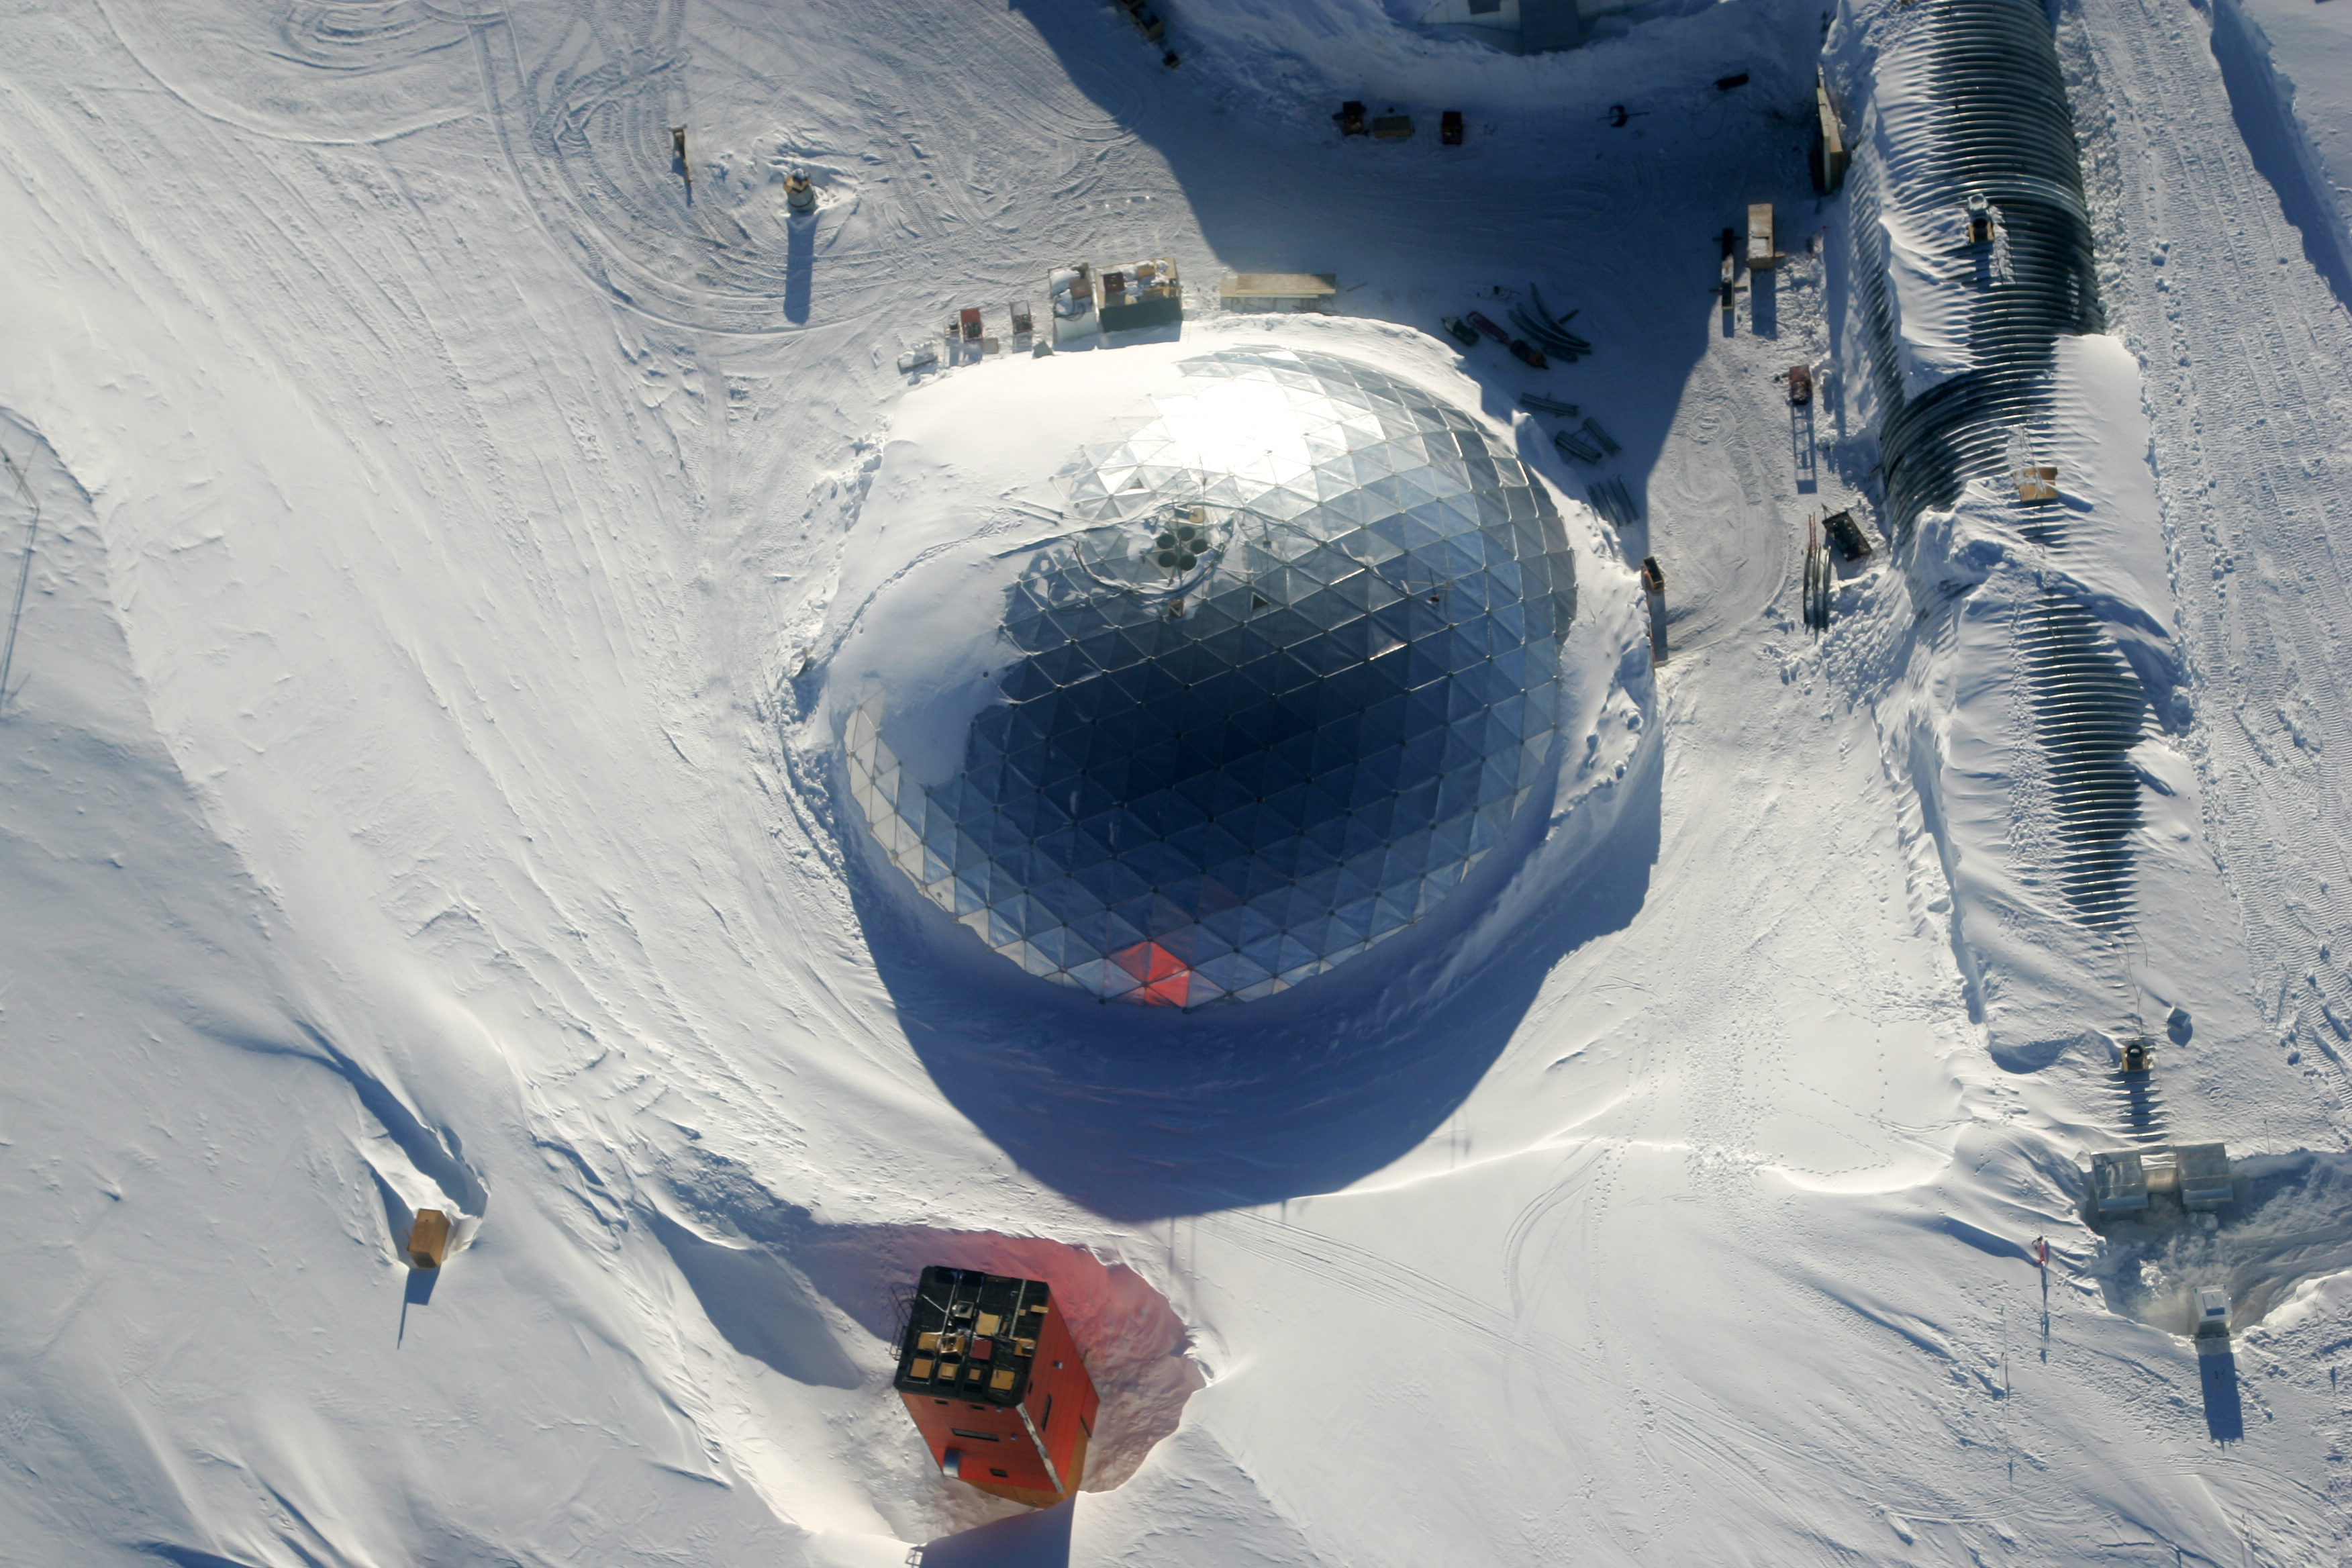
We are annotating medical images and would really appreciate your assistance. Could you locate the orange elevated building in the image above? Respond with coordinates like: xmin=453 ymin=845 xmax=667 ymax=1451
xmin=894 ymin=1266 xmax=1098 ymax=1508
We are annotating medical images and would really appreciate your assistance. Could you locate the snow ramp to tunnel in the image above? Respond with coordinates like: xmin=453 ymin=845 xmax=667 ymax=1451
xmin=1843 ymin=0 xmax=2150 ymax=940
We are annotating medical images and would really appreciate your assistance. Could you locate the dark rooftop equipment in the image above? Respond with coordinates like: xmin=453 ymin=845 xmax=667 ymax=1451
xmin=1441 ymin=111 xmax=1465 ymax=146
xmin=1821 ymin=508 xmax=1872 ymax=560
xmin=1118 ymin=0 xmax=1165 ymax=42
xmin=895 ymin=1266 xmax=1099 ymax=1508
xmin=1337 ymin=100 xmax=1367 ymax=136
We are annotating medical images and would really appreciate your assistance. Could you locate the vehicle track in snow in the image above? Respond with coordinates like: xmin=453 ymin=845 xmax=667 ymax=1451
xmin=1496 ymin=1144 xmax=2122 ymax=1556
xmin=1637 ymin=347 xmax=1798 ymax=659
xmin=1214 ymin=1185 xmax=1930 ymax=1559
xmin=2066 ymin=0 xmax=2352 ymax=1118
xmin=469 ymin=0 xmax=1164 ymax=339
xmin=95 ymin=0 xmax=483 ymax=146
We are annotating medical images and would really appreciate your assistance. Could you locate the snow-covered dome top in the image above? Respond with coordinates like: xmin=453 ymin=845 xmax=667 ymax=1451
xmin=838 ymin=345 xmax=1576 ymax=1006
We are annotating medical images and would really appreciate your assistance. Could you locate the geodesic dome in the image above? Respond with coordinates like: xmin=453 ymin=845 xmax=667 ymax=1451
xmin=842 ymin=346 xmax=1575 ymax=1006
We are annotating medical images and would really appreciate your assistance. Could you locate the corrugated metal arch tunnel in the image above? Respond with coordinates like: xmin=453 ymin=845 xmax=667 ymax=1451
xmin=1848 ymin=0 xmax=2146 ymax=928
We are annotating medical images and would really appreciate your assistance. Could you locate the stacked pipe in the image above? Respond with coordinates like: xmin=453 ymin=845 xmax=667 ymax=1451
xmin=1553 ymin=429 xmax=1602 ymax=464
xmin=1509 ymin=284 xmax=1593 ymax=362
xmin=1589 ymin=478 xmax=1640 ymax=532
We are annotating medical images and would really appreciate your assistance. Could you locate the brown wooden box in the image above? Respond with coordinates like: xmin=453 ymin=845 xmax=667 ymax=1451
xmin=407 ymin=1208 xmax=452 ymax=1269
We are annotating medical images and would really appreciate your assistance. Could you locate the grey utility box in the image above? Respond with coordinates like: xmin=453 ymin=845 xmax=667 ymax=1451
xmin=2175 ymin=1143 xmax=2233 ymax=1211
xmin=2090 ymin=1149 xmax=2149 ymax=1214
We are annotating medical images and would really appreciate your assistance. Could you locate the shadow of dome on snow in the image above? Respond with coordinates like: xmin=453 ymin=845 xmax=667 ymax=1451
xmin=836 ymin=724 xmax=1661 ymax=1221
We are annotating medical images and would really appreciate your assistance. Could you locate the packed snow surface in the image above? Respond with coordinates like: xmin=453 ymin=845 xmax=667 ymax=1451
xmin=1 ymin=0 xmax=2349 ymax=1565
xmin=2213 ymin=0 xmax=2352 ymax=309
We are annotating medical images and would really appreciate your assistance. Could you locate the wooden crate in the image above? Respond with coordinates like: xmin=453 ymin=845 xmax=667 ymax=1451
xmin=1218 ymin=273 xmax=1339 ymax=309
xmin=407 ymin=1208 xmax=452 ymax=1269
xmin=1747 ymin=203 xmax=1775 ymax=271
xmin=1813 ymin=68 xmax=1848 ymax=194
